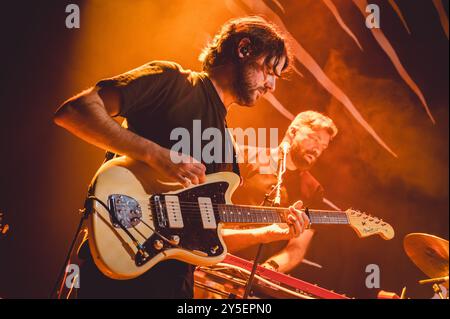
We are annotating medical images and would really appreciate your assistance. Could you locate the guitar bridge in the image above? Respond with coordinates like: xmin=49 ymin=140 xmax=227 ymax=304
xmin=151 ymin=195 xmax=168 ymax=228
xmin=150 ymin=194 xmax=185 ymax=229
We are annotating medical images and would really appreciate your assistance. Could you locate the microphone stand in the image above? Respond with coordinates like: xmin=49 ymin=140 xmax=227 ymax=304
xmin=273 ymin=143 xmax=289 ymax=207
xmin=50 ymin=152 xmax=115 ymax=299
xmin=242 ymin=144 xmax=289 ymax=299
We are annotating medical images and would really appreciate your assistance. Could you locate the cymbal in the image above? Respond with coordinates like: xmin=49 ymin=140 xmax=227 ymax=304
xmin=404 ymin=233 xmax=449 ymax=287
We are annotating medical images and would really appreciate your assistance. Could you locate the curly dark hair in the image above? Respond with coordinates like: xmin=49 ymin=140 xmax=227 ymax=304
xmin=199 ymin=16 xmax=292 ymax=76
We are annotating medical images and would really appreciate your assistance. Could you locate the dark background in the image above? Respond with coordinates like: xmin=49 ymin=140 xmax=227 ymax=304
xmin=0 ymin=0 xmax=448 ymax=298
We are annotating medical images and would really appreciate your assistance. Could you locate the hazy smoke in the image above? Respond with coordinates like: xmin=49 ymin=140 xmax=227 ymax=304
xmin=324 ymin=50 xmax=448 ymax=198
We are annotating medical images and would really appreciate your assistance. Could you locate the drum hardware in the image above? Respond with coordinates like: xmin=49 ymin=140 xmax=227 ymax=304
xmin=404 ymin=233 xmax=449 ymax=299
xmin=418 ymin=275 xmax=449 ymax=285
xmin=377 ymin=287 xmax=407 ymax=299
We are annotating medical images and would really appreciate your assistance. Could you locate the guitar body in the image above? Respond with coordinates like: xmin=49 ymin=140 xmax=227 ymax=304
xmin=87 ymin=156 xmax=240 ymax=280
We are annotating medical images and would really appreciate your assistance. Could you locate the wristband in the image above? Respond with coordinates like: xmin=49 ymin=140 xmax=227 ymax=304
xmin=265 ymin=259 xmax=280 ymax=271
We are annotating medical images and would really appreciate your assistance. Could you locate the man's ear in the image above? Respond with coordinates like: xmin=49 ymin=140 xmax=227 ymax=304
xmin=237 ymin=37 xmax=252 ymax=59
xmin=286 ymin=126 xmax=297 ymax=140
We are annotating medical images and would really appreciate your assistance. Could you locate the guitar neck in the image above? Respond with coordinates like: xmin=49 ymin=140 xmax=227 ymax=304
xmin=217 ymin=204 xmax=349 ymax=226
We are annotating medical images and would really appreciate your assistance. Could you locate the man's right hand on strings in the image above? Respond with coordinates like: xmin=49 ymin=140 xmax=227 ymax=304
xmin=146 ymin=145 xmax=206 ymax=188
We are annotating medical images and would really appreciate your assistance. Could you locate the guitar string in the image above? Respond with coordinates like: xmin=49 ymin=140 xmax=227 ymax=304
xmin=143 ymin=211 xmax=349 ymax=225
xmin=150 ymin=200 xmax=349 ymax=214
xmin=146 ymin=207 xmax=351 ymax=223
xmin=148 ymin=202 xmax=351 ymax=216
xmin=153 ymin=205 xmax=353 ymax=219
xmin=146 ymin=205 xmax=352 ymax=222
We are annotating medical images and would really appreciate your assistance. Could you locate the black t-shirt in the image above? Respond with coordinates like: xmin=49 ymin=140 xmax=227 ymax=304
xmin=97 ymin=60 xmax=238 ymax=174
xmin=81 ymin=61 xmax=240 ymax=298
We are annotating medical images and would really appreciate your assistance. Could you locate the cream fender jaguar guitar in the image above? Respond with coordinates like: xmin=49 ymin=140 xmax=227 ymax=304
xmin=87 ymin=156 xmax=395 ymax=280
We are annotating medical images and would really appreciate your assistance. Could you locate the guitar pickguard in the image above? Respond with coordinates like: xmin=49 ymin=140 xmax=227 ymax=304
xmin=135 ymin=181 xmax=229 ymax=267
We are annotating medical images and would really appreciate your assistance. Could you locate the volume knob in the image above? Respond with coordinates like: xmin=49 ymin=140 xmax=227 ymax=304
xmin=171 ymin=235 xmax=180 ymax=245
xmin=153 ymin=239 xmax=164 ymax=250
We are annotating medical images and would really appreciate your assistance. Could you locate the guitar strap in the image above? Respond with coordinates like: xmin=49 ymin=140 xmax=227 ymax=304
xmin=224 ymin=121 xmax=242 ymax=185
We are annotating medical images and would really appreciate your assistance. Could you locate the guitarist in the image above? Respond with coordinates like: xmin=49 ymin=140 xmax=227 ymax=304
xmin=54 ymin=16 xmax=309 ymax=298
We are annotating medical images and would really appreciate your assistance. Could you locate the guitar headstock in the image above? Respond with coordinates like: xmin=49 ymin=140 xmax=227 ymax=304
xmin=345 ymin=209 xmax=394 ymax=240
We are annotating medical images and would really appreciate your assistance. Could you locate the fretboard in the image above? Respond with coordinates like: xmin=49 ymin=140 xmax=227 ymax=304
xmin=217 ymin=204 xmax=349 ymax=225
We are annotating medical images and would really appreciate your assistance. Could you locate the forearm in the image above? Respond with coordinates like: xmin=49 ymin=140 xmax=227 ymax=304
xmin=54 ymin=88 xmax=158 ymax=163
xmin=221 ymin=227 xmax=270 ymax=253
xmin=263 ymin=229 xmax=314 ymax=273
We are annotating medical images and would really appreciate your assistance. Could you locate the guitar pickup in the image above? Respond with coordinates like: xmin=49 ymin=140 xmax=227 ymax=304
xmin=198 ymin=197 xmax=217 ymax=229
xmin=165 ymin=195 xmax=184 ymax=228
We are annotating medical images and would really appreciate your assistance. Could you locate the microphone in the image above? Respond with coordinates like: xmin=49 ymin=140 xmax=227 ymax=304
xmin=273 ymin=142 xmax=290 ymax=206
xmin=279 ymin=141 xmax=290 ymax=155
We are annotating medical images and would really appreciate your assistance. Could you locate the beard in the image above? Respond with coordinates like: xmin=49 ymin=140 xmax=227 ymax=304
xmin=290 ymin=143 xmax=316 ymax=171
xmin=233 ymin=61 xmax=262 ymax=106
